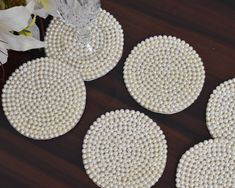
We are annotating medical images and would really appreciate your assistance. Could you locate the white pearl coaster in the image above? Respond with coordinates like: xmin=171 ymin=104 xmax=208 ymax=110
xmin=207 ymin=78 xmax=235 ymax=141
xmin=2 ymin=57 xmax=86 ymax=140
xmin=82 ymin=109 xmax=167 ymax=188
xmin=176 ymin=139 xmax=235 ymax=188
xmin=45 ymin=9 xmax=124 ymax=81
xmin=124 ymin=36 xmax=205 ymax=114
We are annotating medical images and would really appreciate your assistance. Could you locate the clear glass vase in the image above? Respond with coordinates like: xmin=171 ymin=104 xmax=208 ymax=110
xmin=56 ymin=0 xmax=101 ymax=58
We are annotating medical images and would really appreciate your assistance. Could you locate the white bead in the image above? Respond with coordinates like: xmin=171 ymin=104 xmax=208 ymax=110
xmin=2 ymin=57 xmax=86 ymax=140
xmin=123 ymin=35 xmax=205 ymax=114
xmin=82 ymin=109 xmax=168 ymax=188
xmin=206 ymin=78 xmax=235 ymax=141
xmin=176 ymin=139 xmax=235 ymax=188
xmin=45 ymin=9 xmax=124 ymax=81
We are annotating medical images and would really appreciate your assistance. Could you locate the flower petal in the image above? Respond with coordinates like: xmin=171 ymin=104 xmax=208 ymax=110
xmin=29 ymin=24 xmax=40 ymax=40
xmin=34 ymin=8 xmax=49 ymax=18
xmin=27 ymin=0 xmax=58 ymax=18
xmin=26 ymin=0 xmax=36 ymax=13
xmin=0 ymin=47 xmax=8 ymax=64
xmin=0 ymin=32 xmax=45 ymax=51
xmin=0 ymin=1 xmax=35 ymax=32
xmin=47 ymin=0 xmax=58 ymax=17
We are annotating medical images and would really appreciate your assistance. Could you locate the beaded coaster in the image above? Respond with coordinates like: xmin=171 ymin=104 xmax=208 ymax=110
xmin=82 ymin=109 xmax=167 ymax=188
xmin=176 ymin=139 xmax=235 ymax=188
xmin=207 ymin=78 xmax=235 ymax=141
xmin=45 ymin=9 xmax=124 ymax=81
xmin=2 ymin=57 xmax=86 ymax=140
xmin=124 ymin=36 xmax=205 ymax=114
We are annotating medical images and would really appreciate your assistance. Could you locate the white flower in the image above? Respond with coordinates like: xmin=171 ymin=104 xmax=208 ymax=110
xmin=0 ymin=1 xmax=45 ymax=64
xmin=27 ymin=0 xmax=58 ymax=18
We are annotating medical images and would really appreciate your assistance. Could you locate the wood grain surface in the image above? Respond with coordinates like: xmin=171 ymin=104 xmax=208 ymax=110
xmin=0 ymin=0 xmax=235 ymax=187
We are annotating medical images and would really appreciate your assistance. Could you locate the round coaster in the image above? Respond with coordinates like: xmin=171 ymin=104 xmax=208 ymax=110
xmin=82 ymin=109 xmax=167 ymax=188
xmin=124 ymin=36 xmax=205 ymax=114
xmin=45 ymin=9 xmax=124 ymax=81
xmin=176 ymin=139 xmax=235 ymax=188
xmin=207 ymin=78 xmax=235 ymax=140
xmin=2 ymin=57 xmax=86 ymax=140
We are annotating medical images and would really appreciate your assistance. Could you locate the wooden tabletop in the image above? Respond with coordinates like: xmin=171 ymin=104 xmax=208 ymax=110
xmin=0 ymin=0 xmax=235 ymax=187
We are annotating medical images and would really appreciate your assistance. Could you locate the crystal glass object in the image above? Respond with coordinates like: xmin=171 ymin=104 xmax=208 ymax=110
xmin=56 ymin=0 xmax=101 ymax=58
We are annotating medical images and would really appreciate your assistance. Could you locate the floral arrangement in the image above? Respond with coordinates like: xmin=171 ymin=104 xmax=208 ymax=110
xmin=0 ymin=0 xmax=57 ymax=64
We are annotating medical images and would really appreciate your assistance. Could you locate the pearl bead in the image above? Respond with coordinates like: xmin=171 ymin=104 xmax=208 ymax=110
xmin=2 ymin=57 xmax=86 ymax=140
xmin=45 ymin=9 xmax=124 ymax=81
xmin=82 ymin=109 xmax=167 ymax=188
xmin=123 ymin=36 xmax=205 ymax=114
xmin=206 ymin=78 xmax=235 ymax=141
xmin=176 ymin=139 xmax=235 ymax=188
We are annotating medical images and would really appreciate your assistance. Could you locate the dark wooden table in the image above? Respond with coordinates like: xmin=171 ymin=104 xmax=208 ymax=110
xmin=0 ymin=0 xmax=235 ymax=187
